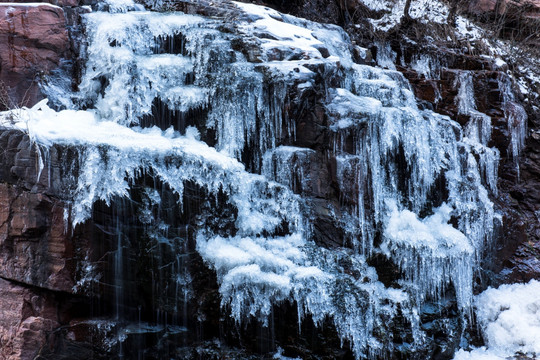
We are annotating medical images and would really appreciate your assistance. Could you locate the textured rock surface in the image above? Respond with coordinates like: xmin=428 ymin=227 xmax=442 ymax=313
xmin=469 ymin=0 xmax=540 ymax=15
xmin=497 ymin=132 xmax=540 ymax=283
xmin=0 ymin=183 xmax=75 ymax=292
xmin=0 ymin=278 xmax=59 ymax=360
xmin=0 ymin=131 xmax=93 ymax=360
xmin=0 ymin=3 xmax=69 ymax=110
xmin=2 ymin=0 xmax=80 ymax=7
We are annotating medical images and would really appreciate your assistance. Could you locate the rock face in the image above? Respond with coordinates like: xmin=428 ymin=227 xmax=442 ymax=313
xmin=0 ymin=183 xmax=74 ymax=292
xmin=0 ymin=6 xmax=71 ymax=351
xmin=469 ymin=0 xmax=540 ymax=15
xmin=0 ymin=3 xmax=69 ymax=110
xmin=2 ymin=0 xmax=80 ymax=7
xmin=0 ymin=278 xmax=59 ymax=360
xmin=0 ymin=0 xmax=539 ymax=359
xmin=0 ymin=130 xmax=86 ymax=360
xmin=468 ymin=0 xmax=540 ymax=46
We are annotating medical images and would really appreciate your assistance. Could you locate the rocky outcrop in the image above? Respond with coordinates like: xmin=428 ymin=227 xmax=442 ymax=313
xmin=0 ymin=183 xmax=75 ymax=292
xmin=0 ymin=278 xmax=59 ymax=360
xmin=496 ymin=129 xmax=540 ymax=283
xmin=469 ymin=0 xmax=540 ymax=16
xmin=2 ymin=0 xmax=80 ymax=7
xmin=0 ymin=4 xmax=76 ymax=358
xmin=0 ymin=132 xmax=71 ymax=360
xmin=468 ymin=0 xmax=540 ymax=45
xmin=0 ymin=3 xmax=69 ymax=110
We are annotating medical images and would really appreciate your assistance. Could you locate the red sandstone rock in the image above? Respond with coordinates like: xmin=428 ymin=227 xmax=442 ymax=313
xmin=0 ymin=3 xmax=69 ymax=109
xmin=470 ymin=0 xmax=506 ymax=14
xmin=470 ymin=0 xmax=540 ymax=14
xmin=3 ymin=0 xmax=80 ymax=7
xmin=0 ymin=183 xmax=75 ymax=293
xmin=0 ymin=278 xmax=59 ymax=360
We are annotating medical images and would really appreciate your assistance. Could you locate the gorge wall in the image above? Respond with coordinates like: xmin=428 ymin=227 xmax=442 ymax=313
xmin=0 ymin=0 xmax=539 ymax=359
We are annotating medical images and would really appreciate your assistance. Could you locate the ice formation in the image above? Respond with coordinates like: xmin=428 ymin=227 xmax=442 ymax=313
xmin=0 ymin=1 xmax=510 ymax=358
xmin=453 ymin=71 xmax=501 ymax=195
xmin=359 ymin=0 xmax=485 ymax=40
xmin=497 ymin=74 xmax=528 ymax=175
xmin=328 ymin=65 xmax=496 ymax=311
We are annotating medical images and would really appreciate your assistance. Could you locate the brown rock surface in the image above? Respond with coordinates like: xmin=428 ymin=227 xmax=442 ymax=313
xmin=0 ymin=3 xmax=69 ymax=109
xmin=2 ymin=0 xmax=80 ymax=7
xmin=0 ymin=184 xmax=75 ymax=292
xmin=0 ymin=278 xmax=59 ymax=360
xmin=0 ymin=129 xmax=96 ymax=359
xmin=495 ymin=129 xmax=540 ymax=283
xmin=468 ymin=0 xmax=540 ymax=46
xmin=470 ymin=0 xmax=540 ymax=14
xmin=0 ymin=129 xmax=77 ymax=293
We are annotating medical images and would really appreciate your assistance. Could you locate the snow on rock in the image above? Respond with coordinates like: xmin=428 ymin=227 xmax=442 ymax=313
xmin=382 ymin=202 xmax=474 ymax=309
xmin=233 ymin=1 xmax=353 ymax=64
xmin=197 ymin=231 xmax=417 ymax=359
xmin=359 ymin=0 xmax=485 ymax=40
xmin=98 ymin=0 xmax=144 ymax=13
xmin=476 ymin=280 xmax=540 ymax=355
xmin=326 ymin=88 xmax=383 ymax=130
xmin=454 ymin=280 xmax=540 ymax=359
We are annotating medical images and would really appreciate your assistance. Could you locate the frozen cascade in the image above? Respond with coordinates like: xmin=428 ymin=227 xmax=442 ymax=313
xmin=262 ymin=146 xmax=317 ymax=195
xmin=454 ymin=71 xmax=500 ymax=194
xmin=10 ymin=100 xmax=415 ymax=358
xmin=327 ymin=66 xmax=494 ymax=311
xmin=75 ymin=9 xmax=294 ymax=165
xmin=497 ymin=74 xmax=528 ymax=176
xmin=410 ymin=54 xmax=445 ymax=80
xmin=0 ymin=1 xmax=508 ymax=358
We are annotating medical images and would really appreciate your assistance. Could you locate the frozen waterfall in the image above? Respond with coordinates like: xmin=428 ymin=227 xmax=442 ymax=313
xmin=0 ymin=1 xmax=511 ymax=358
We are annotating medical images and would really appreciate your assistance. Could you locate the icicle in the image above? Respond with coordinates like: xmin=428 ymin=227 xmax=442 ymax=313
xmin=410 ymin=54 xmax=444 ymax=80
xmin=456 ymin=71 xmax=476 ymax=115
xmin=35 ymin=143 xmax=45 ymax=184
xmin=375 ymin=42 xmax=397 ymax=70
xmin=498 ymin=74 xmax=527 ymax=177
xmin=454 ymin=71 xmax=499 ymax=194
xmin=262 ymin=146 xmax=315 ymax=194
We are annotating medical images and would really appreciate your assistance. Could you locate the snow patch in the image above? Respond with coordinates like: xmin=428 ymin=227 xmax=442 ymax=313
xmin=454 ymin=280 xmax=540 ymax=359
